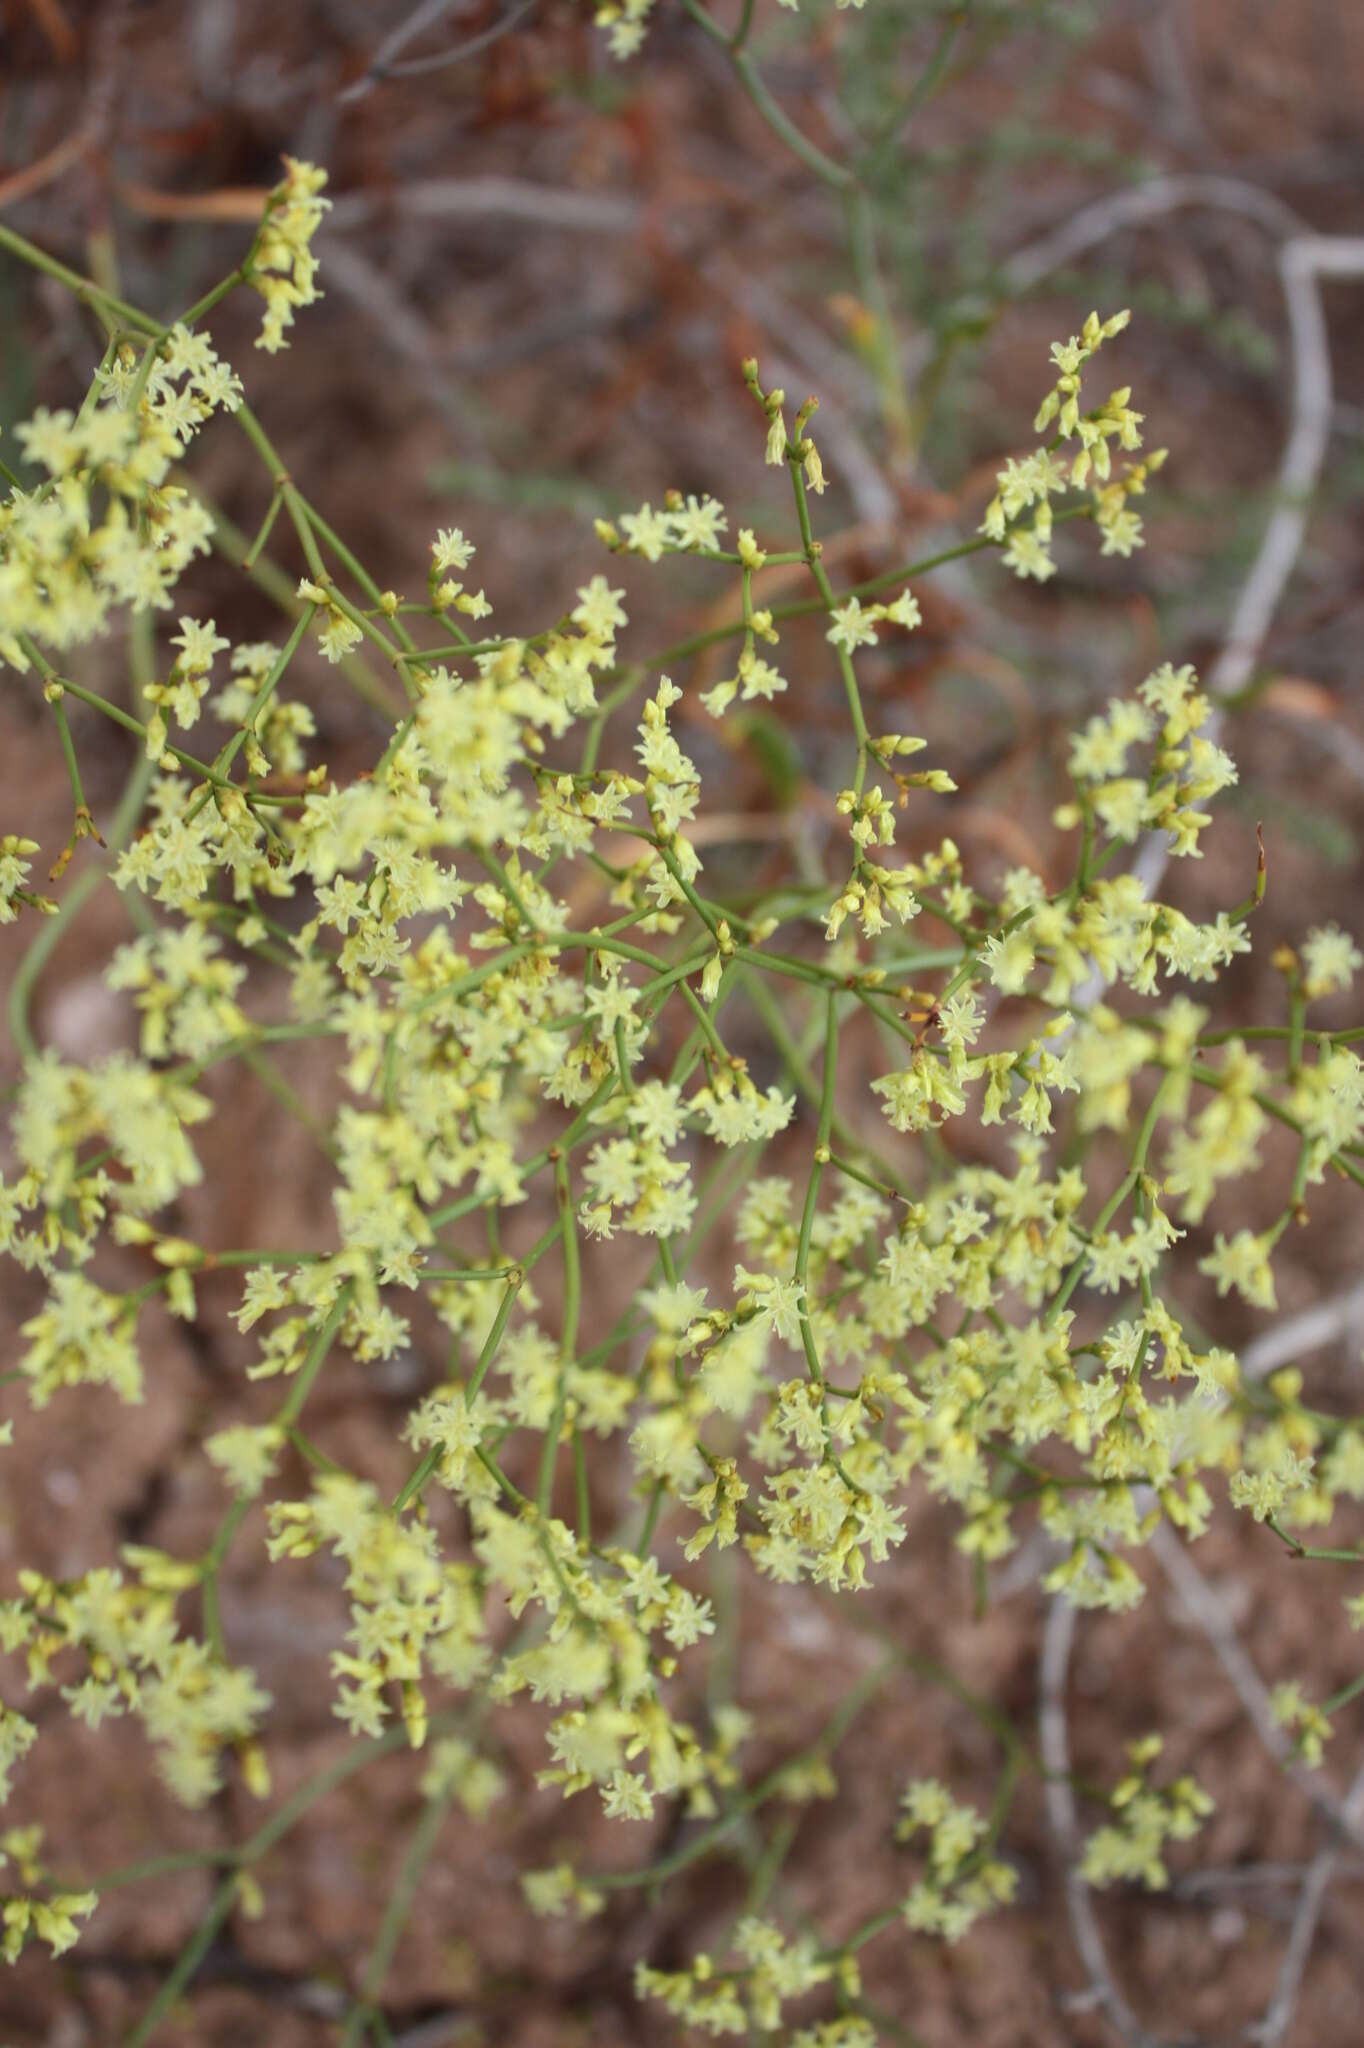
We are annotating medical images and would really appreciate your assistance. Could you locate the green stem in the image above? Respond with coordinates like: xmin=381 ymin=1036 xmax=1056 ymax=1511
xmin=392 ymin=1269 xmax=526 ymax=1513
xmin=1322 ymin=1670 xmax=1364 ymax=1716
xmin=338 ymin=1798 xmax=452 ymax=2047
xmin=1044 ymin=1073 xmax=1172 ymax=1327
xmin=793 ymin=990 xmax=839 ymax=1388
xmin=7 ymin=747 xmax=154 ymax=1062
xmin=124 ymin=1875 xmax=240 ymax=2047
xmin=592 ymin=1653 xmax=893 ymax=1891
xmin=0 ymin=221 xmax=156 ymax=333
xmin=536 ymin=1153 xmax=581 ymax=1515
xmin=1266 ymin=1517 xmax=1364 ymax=1565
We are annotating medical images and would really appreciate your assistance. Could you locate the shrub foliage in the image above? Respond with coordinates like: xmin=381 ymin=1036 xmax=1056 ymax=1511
xmin=1 ymin=132 xmax=1362 ymax=2046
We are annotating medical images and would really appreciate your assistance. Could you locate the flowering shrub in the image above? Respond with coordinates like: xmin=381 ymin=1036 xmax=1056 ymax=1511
xmin=1 ymin=150 xmax=1362 ymax=2044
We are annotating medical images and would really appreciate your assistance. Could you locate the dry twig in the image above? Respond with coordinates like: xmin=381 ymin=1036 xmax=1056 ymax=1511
xmin=338 ymin=0 xmax=465 ymax=102
xmin=1039 ymin=1595 xmax=1167 ymax=2048
xmin=1041 ymin=1248 xmax=1364 ymax=2048
xmin=1249 ymin=1762 xmax=1364 ymax=2048
xmin=1009 ymin=176 xmax=1364 ymax=912
xmin=326 ymin=177 xmax=638 ymax=237
xmin=1238 ymin=1277 xmax=1364 ymax=1385
xmin=1151 ymin=1526 xmax=1364 ymax=1855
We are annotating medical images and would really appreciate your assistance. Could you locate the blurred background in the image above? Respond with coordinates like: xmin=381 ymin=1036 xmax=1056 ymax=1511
xmin=2 ymin=1 xmax=1364 ymax=2042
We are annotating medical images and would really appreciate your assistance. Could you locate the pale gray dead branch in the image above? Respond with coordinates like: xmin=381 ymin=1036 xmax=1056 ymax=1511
xmin=1041 ymin=1559 xmax=1364 ymax=2048
xmin=1138 ymin=1 xmax=1207 ymax=154
xmin=1002 ymin=174 xmax=1302 ymax=292
xmin=1150 ymin=1526 xmax=1364 ymax=1856
xmin=338 ymin=0 xmax=465 ymax=102
xmin=1175 ymin=1858 xmax=1364 ymax=1899
xmin=1039 ymin=1596 xmax=1167 ymax=2048
xmin=1249 ymin=1761 xmax=1364 ymax=2048
xmin=1238 ymin=1277 xmax=1364 ymax=1384
xmin=325 ymin=178 xmax=638 ymax=236
xmin=343 ymin=0 xmax=538 ymax=99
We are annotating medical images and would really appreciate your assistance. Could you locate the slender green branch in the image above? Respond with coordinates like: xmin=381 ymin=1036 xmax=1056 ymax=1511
xmin=338 ymin=1797 xmax=453 ymax=2047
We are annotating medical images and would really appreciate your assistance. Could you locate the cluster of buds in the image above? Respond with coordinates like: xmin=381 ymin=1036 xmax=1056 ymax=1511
xmin=250 ymin=157 xmax=330 ymax=354
xmin=0 ymin=833 xmax=59 ymax=919
xmin=742 ymin=359 xmax=826 ymax=496
xmin=427 ymin=526 xmax=491 ymax=619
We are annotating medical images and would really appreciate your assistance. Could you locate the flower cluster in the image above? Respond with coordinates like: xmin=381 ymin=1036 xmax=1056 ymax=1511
xmin=0 ymin=835 xmax=55 ymax=924
xmin=1080 ymin=1736 xmax=1214 ymax=1890
xmin=637 ymin=1918 xmax=851 ymax=2036
xmin=1 ymin=177 xmax=1362 ymax=2043
xmin=250 ymin=156 xmax=330 ymax=352
xmin=0 ymin=1563 xmax=270 ymax=1808
xmin=896 ymin=1778 xmax=1018 ymax=1939
xmin=982 ymin=308 xmax=1166 ymax=578
xmin=0 ymin=1828 xmax=96 ymax=1967
xmin=0 ymin=323 xmax=236 ymax=669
